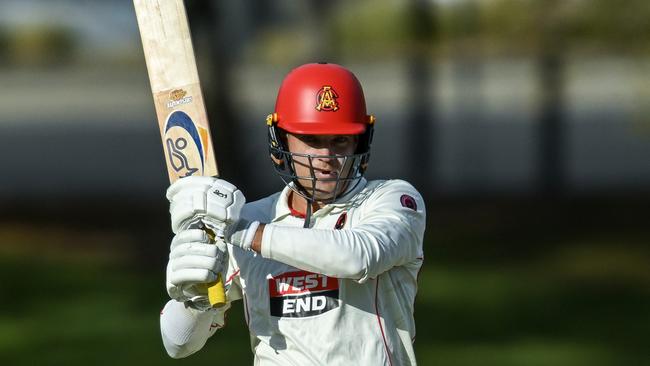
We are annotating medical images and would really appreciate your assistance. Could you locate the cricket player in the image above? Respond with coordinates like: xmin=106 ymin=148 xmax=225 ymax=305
xmin=160 ymin=63 xmax=426 ymax=365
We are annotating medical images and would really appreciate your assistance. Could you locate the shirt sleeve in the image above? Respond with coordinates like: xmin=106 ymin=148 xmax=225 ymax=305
xmin=160 ymin=300 xmax=227 ymax=358
xmin=160 ymin=243 xmax=243 ymax=358
xmin=260 ymin=180 xmax=426 ymax=283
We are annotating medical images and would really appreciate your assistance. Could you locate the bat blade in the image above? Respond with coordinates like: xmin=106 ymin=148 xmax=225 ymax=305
xmin=134 ymin=0 xmax=225 ymax=307
xmin=134 ymin=0 xmax=218 ymax=182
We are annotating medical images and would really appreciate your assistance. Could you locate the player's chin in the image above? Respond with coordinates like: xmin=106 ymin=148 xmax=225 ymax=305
xmin=313 ymin=182 xmax=347 ymax=200
xmin=296 ymin=178 xmax=348 ymax=201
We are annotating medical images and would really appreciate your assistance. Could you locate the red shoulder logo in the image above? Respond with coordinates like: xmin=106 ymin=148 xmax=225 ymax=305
xmin=400 ymin=194 xmax=417 ymax=210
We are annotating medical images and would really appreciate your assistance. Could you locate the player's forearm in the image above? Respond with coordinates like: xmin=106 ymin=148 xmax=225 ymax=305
xmin=258 ymin=221 xmax=422 ymax=282
xmin=160 ymin=300 xmax=223 ymax=359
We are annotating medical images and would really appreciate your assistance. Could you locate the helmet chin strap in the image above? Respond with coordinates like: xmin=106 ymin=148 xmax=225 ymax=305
xmin=302 ymin=177 xmax=317 ymax=228
xmin=303 ymin=197 xmax=313 ymax=228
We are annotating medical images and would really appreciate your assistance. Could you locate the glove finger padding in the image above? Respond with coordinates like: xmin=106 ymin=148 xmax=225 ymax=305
xmin=170 ymin=229 xmax=210 ymax=249
xmin=170 ymin=242 xmax=220 ymax=259
xmin=166 ymin=263 xmax=210 ymax=302
xmin=167 ymin=176 xmax=246 ymax=234
xmin=171 ymin=255 xmax=220 ymax=273
xmin=166 ymin=176 xmax=216 ymax=200
xmin=166 ymin=228 xmax=229 ymax=303
xmin=169 ymin=267 xmax=218 ymax=285
xmin=166 ymin=264 xmax=218 ymax=301
xmin=166 ymin=263 xmax=210 ymax=301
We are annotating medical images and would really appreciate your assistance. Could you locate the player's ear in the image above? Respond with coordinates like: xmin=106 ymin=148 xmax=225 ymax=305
xmin=271 ymin=153 xmax=284 ymax=168
xmin=274 ymin=131 xmax=289 ymax=169
xmin=352 ymin=134 xmax=360 ymax=150
xmin=278 ymin=129 xmax=289 ymax=146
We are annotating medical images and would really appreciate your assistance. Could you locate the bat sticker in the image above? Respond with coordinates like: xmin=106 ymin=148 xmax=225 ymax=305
xmin=167 ymin=88 xmax=193 ymax=109
xmin=165 ymin=137 xmax=198 ymax=177
xmin=164 ymin=111 xmax=208 ymax=177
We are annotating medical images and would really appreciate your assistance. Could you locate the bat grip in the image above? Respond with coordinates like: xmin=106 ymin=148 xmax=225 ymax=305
xmin=202 ymin=226 xmax=227 ymax=308
xmin=207 ymin=274 xmax=227 ymax=308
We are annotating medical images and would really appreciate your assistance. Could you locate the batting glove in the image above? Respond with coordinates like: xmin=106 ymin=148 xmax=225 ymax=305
xmin=166 ymin=229 xmax=228 ymax=310
xmin=167 ymin=176 xmax=246 ymax=234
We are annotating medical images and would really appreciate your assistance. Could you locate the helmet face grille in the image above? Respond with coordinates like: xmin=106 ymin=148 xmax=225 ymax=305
xmin=269 ymin=144 xmax=370 ymax=203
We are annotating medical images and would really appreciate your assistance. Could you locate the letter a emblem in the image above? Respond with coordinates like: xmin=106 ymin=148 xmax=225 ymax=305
xmin=316 ymin=86 xmax=339 ymax=111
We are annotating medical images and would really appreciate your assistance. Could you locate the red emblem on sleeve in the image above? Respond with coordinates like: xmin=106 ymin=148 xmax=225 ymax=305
xmin=400 ymin=194 xmax=417 ymax=210
xmin=334 ymin=212 xmax=347 ymax=229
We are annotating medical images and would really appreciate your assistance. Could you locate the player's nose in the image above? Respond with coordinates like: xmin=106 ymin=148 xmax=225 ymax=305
xmin=311 ymin=145 xmax=334 ymax=157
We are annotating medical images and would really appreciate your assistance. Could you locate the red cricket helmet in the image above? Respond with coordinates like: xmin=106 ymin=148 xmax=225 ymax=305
xmin=267 ymin=63 xmax=376 ymax=212
xmin=267 ymin=62 xmax=374 ymax=135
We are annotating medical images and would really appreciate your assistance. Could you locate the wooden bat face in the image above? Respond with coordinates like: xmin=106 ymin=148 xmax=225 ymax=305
xmin=134 ymin=0 xmax=218 ymax=183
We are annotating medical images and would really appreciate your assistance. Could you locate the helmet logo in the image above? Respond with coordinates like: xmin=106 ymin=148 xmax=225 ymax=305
xmin=316 ymin=86 xmax=339 ymax=112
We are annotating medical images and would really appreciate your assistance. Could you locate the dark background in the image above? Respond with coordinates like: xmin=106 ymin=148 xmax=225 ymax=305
xmin=1 ymin=1 xmax=648 ymax=365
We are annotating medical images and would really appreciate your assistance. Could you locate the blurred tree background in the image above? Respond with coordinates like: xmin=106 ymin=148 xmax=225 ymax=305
xmin=0 ymin=0 xmax=649 ymax=365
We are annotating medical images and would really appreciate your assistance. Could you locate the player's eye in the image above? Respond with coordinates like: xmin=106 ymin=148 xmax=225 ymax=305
xmin=333 ymin=136 xmax=352 ymax=145
xmin=300 ymin=135 xmax=318 ymax=144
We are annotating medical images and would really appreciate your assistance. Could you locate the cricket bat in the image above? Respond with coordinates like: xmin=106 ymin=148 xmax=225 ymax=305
xmin=133 ymin=0 xmax=226 ymax=308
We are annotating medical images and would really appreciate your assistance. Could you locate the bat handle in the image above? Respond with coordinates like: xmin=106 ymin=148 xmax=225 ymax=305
xmin=202 ymin=226 xmax=227 ymax=308
xmin=207 ymin=273 xmax=227 ymax=308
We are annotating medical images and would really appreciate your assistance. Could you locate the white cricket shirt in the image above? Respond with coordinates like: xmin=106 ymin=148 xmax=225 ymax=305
xmin=161 ymin=178 xmax=426 ymax=365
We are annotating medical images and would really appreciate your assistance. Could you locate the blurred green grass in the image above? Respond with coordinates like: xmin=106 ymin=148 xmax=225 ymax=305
xmin=0 ymin=252 xmax=252 ymax=366
xmin=1 ymin=201 xmax=649 ymax=365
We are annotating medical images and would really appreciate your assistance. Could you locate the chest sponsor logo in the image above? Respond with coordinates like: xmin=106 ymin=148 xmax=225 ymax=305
xmin=268 ymin=270 xmax=339 ymax=318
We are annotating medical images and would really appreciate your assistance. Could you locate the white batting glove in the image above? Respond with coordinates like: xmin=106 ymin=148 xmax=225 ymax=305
xmin=166 ymin=229 xmax=228 ymax=309
xmin=167 ymin=176 xmax=246 ymax=234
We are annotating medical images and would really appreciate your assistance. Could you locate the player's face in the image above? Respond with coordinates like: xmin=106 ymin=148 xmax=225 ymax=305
xmin=286 ymin=133 xmax=358 ymax=200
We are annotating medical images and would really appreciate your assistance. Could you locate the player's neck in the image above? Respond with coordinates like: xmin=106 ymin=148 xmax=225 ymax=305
xmin=288 ymin=191 xmax=322 ymax=217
